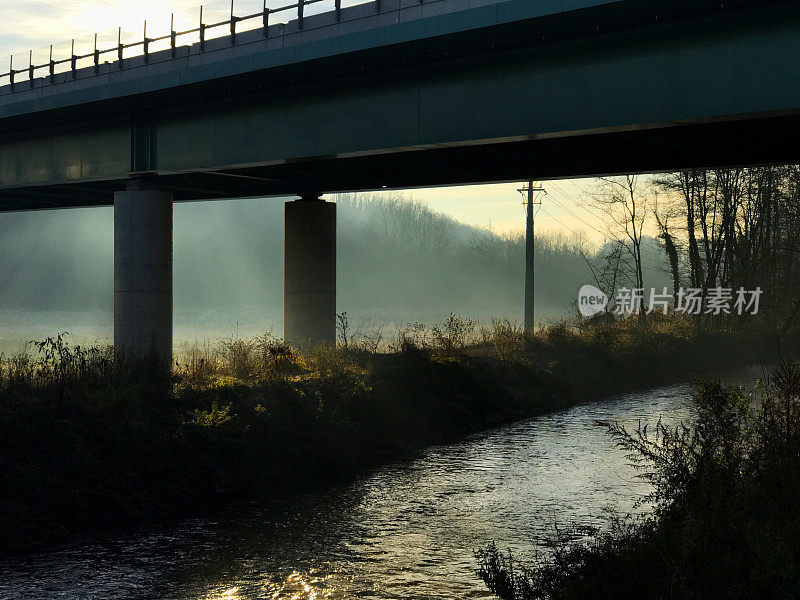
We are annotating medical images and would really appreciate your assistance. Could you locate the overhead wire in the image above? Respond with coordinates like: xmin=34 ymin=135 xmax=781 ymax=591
xmin=537 ymin=206 xmax=667 ymax=276
xmin=538 ymin=181 xmax=667 ymax=272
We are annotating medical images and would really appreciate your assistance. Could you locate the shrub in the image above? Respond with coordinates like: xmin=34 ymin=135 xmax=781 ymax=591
xmin=431 ymin=313 xmax=476 ymax=358
xmin=189 ymin=401 xmax=234 ymax=428
xmin=490 ymin=319 xmax=525 ymax=361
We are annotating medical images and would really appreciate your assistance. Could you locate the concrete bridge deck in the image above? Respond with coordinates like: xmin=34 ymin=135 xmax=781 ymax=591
xmin=1 ymin=0 xmax=798 ymax=209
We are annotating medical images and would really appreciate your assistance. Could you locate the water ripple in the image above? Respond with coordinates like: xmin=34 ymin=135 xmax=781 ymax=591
xmin=0 ymin=367 xmax=761 ymax=599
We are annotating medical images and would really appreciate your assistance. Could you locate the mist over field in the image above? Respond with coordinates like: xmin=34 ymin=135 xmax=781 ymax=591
xmin=0 ymin=191 xmax=672 ymax=351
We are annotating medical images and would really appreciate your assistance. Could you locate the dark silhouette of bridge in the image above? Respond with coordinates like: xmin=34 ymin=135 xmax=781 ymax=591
xmin=0 ymin=0 xmax=797 ymax=356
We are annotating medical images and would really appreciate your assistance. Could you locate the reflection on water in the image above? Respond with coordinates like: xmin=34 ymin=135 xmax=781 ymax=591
xmin=0 ymin=367 xmax=762 ymax=599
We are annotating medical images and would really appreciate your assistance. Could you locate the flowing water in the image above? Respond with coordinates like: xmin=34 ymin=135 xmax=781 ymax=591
xmin=0 ymin=367 xmax=763 ymax=600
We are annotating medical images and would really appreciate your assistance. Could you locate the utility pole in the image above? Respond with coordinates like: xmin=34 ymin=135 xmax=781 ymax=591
xmin=519 ymin=181 xmax=545 ymax=332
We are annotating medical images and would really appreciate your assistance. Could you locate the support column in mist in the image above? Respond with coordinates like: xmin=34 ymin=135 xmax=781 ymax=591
xmin=114 ymin=179 xmax=173 ymax=363
xmin=284 ymin=195 xmax=336 ymax=348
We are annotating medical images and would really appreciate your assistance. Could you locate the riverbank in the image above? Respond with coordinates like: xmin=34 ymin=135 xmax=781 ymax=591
xmin=0 ymin=315 xmax=782 ymax=556
xmin=477 ymin=365 xmax=800 ymax=600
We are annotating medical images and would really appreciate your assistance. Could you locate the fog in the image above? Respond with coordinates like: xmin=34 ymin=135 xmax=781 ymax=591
xmin=0 ymin=191 xmax=672 ymax=351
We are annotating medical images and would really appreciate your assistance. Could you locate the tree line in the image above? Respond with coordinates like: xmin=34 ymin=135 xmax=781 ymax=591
xmin=585 ymin=167 xmax=800 ymax=330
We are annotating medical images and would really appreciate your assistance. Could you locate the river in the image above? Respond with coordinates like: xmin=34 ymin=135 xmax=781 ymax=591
xmin=0 ymin=367 xmax=762 ymax=599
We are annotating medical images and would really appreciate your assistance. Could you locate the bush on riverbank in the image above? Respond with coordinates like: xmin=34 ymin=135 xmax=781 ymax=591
xmin=477 ymin=365 xmax=800 ymax=600
xmin=0 ymin=315 xmax=775 ymax=556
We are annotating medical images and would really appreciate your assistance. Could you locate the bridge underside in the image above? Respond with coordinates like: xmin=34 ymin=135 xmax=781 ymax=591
xmin=1 ymin=111 xmax=800 ymax=210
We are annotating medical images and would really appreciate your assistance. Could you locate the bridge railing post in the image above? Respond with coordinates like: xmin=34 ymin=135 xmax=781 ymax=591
xmin=200 ymin=6 xmax=206 ymax=52
xmin=298 ymin=0 xmax=304 ymax=30
xmin=230 ymin=0 xmax=238 ymax=45
xmin=49 ymin=44 xmax=55 ymax=82
xmin=118 ymin=27 xmax=123 ymax=70
xmin=70 ymin=39 xmax=76 ymax=79
xmin=171 ymin=14 xmax=177 ymax=58
xmin=143 ymin=20 xmax=150 ymax=64
xmin=28 ymin=50 xmax=34 ymax=87
xmin=9 ymin=55 xmax=13 ymax=91
xmin=93 ymin=33 xmax=100 ymax=74
xmin=263 ymin=1 xmax=270 ymax=37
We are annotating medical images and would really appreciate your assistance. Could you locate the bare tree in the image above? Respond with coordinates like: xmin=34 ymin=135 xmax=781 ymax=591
xmin=653 ymin=171 xmax=705 ymax=289
xmin=581 ymin=240 xmax=625 ymax=311
xmin=653 ymin=191 xmax=682 ymax=304
xmin=589 ymin=175 xmax=648 ymax=317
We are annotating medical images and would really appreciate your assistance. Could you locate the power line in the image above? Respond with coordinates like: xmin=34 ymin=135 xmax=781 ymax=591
xmin=563 ymin=179 xmax=620 ymax=221
xmin=567 ymin=178 xmax=597 ymax=199
xmin=544 ymin=194 xmax=664 ymax=269
xmin=538 ymin=206 xmax=603 ymax=251
xmin=550 ymin=180 xmax=609 ymax=221
xmin=546 ymin=193 xmax=608 ymax=238
xmin=545 ymin=180 xmax=668 ymax=272
xmin=538 ymin=206 xmax=667 ymax=275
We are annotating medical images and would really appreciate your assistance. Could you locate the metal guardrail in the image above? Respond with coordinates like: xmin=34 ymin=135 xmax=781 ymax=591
xmin=0 ymin=0 xmax=423 ymax=93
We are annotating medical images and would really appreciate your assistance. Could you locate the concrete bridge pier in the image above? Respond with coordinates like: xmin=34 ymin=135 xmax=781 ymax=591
xmin=114 ymin=178 xmax=173 ymax=363
xmin=284 ymin=195 xmax=336 ymax=348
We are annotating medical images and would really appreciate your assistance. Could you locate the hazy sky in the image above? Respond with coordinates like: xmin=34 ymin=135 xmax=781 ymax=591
xmin=0 ymin=0 xmax=610 ymax=245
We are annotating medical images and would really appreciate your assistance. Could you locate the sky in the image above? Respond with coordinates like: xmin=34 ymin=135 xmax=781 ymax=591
xmin=0 ymin=0 xmax=612 ymax=246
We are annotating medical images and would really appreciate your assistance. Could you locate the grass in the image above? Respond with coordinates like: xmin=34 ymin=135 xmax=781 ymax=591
xmin=476 ymin=363 xmax=800 ymax=600
xmin=0 ymin=313 xmax=778 ymax=556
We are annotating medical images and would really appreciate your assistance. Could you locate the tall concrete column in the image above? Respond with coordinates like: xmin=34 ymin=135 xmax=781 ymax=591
xmin=284 ymin=195 xmax=336 ymax=348
xmin=114 ymin=179 xmax=173 ymax=363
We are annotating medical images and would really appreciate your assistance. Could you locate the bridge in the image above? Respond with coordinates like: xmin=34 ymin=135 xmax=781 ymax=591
xmin=0 ymin=0 xmax=798 ymax=357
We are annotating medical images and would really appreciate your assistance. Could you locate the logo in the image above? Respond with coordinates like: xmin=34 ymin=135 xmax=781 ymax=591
xmin=575 ymin=285 xmax=763 ymax=316
xmin=578 ymin=284 xmax=609 ymax=317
